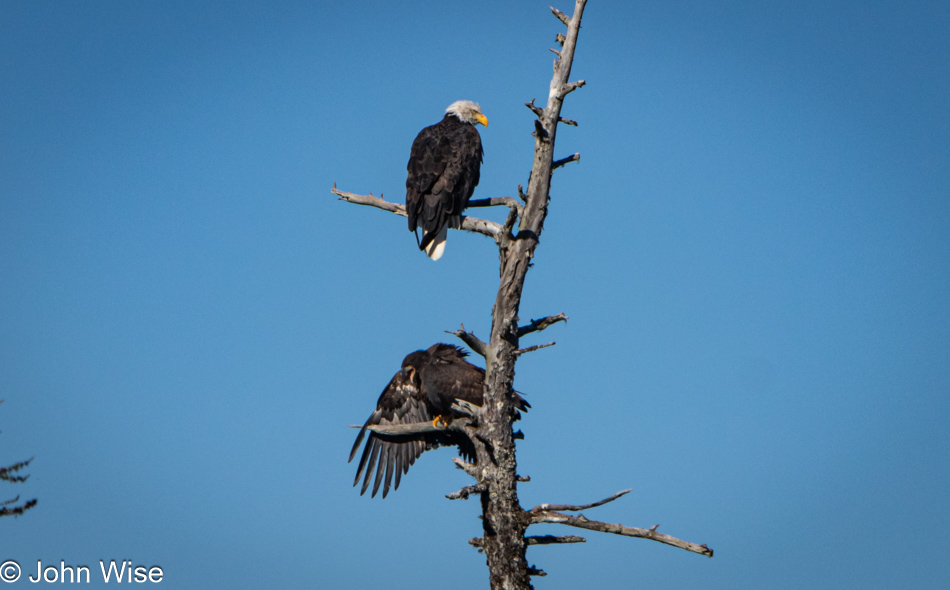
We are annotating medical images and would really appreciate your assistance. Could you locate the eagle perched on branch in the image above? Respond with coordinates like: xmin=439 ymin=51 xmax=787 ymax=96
xmin=349 ymin=343 xmax=528 ymax=498
xmin=406 ymin=100 xmax=487 ymax=260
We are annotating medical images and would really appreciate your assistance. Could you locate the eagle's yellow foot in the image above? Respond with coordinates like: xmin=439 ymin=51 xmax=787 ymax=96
xmin=432 ymin=415 xmax=448 ymax=428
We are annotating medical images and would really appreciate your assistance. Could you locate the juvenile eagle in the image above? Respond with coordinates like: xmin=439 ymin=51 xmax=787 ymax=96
xmin=406 ymin=100 xmax=487 ymax=260
xmin=349 ymin=343 xmax=528 ymax=498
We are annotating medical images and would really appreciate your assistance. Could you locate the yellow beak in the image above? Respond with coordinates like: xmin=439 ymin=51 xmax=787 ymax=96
xmin=476 ymin=113 xmax=489 ymax=127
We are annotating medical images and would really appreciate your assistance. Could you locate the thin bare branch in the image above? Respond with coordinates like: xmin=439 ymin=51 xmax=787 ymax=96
xmin=470 ymin=535 xmax=584 ymax=548
xmin=464 ymin=216 xmax=506 ymax=243
xmin=518 ymin=313 xmax=568 ymax=337
xmin=558 ymin=80 xmax=586 ymax=98
xmin=526 ymin=535 xmax=586 ymax=545
xmin=528 ymin=511 xmax=714 ymax=557
xmin=518 ymin=184 xmax=528 ymax=202
xmin=527 ymin=567 xmax=547 ymax=577
xmin=0 ymin=472 xmax=28 ymax=483
xmin=526 ymin=99 xmax=577 ymax=126
xmin=452 ymin=457 xmax=478 ymax=478
xmin=447 ymin=482 xmax=487 ymax=500
xmin=525 ymin=99 xmax=544 ymax=118
xmin=553 ymin=153 xmax=580 ymax=170
xmin=503 ymin=204 xmax=520 ymax=236
xmin=514 ymin=341 xmax=555 ymax=356
xmin=330 ymin=184 xmax=504 ymax=241
xmin=468 ymin=196 xmax=524 ymax=219
xmin=469 ymin=196 xmax=523 ymax=236
xmin=0 ymin=457 xmax=33 ymax=482
xmin=450 ymin=399 xmax=484 ymax=420
xmin=331 ymin=185 xmax=402 ymax=213
xmin=0 ymin=498 xmax=37 ymax=518
xmin=347 ymin=418 xmax=469 ymax=437
xmin=550 ymin=5 xmax=571 ymax=25
xmin=446 ymin=324 xmax=488 ymax=358
xmin=530 ymin=488 xmax=632 ymax=513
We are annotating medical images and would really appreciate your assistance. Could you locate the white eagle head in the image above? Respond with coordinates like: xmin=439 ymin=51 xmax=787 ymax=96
xmin=446 ymin=100 xmax=489 ymax=127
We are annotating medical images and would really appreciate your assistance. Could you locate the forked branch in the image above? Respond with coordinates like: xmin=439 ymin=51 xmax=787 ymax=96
xmin=529 ymin=511 xmax=714 ymax=557
xmin=526 ymin=488 xmax=713 ymax=557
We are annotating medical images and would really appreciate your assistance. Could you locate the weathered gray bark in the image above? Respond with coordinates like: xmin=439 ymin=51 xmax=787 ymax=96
xmin=472 ymin=3 xmax=587 ymax=587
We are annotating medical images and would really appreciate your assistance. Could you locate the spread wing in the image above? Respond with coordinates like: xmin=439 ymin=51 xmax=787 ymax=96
xmin=348 ymin=370 xmax=436 ymax=498
xmin=349 ymin=344 xmax=529 ymax=499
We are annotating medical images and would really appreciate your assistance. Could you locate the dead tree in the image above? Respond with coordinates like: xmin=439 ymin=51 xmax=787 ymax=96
xmin=1 ymin=400 xmax=37 ymax=519
xmin=331 ymin=2 xmax=711 ymax=587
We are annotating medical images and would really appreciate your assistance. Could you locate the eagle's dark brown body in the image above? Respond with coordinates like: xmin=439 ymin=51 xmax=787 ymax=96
xmin=406 ymin=104 xmax=485 ymax=259
xmin=349 ymin=343 xmax=528 ymax=498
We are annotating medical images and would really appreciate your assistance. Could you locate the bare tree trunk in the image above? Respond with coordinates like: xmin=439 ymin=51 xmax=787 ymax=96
xmin=475 ymin=2 xmax=588 ymax=588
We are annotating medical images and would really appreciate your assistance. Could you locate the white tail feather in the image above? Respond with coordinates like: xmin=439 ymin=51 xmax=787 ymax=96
xmin=424 ymin=226 xmax=448 ymax=260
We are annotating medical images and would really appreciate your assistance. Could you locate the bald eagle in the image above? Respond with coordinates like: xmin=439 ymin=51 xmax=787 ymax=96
xmin=349 ymin=343 xmax=528 ymax=498
xmin=406 ymin=100 xmax=488 ymax=260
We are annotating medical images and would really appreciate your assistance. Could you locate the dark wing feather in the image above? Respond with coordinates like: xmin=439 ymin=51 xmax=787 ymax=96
xmin=406 ymin=116 xmax=483 ymax=251
xmin=405 ymin=125 xmax=443 ymax=234
xmin=349 ymin=370 xmax=436 ymax=498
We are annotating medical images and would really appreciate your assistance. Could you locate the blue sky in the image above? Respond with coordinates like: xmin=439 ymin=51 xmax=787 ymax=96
xmin=2 ymin=0 xmax=948 ymax=588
